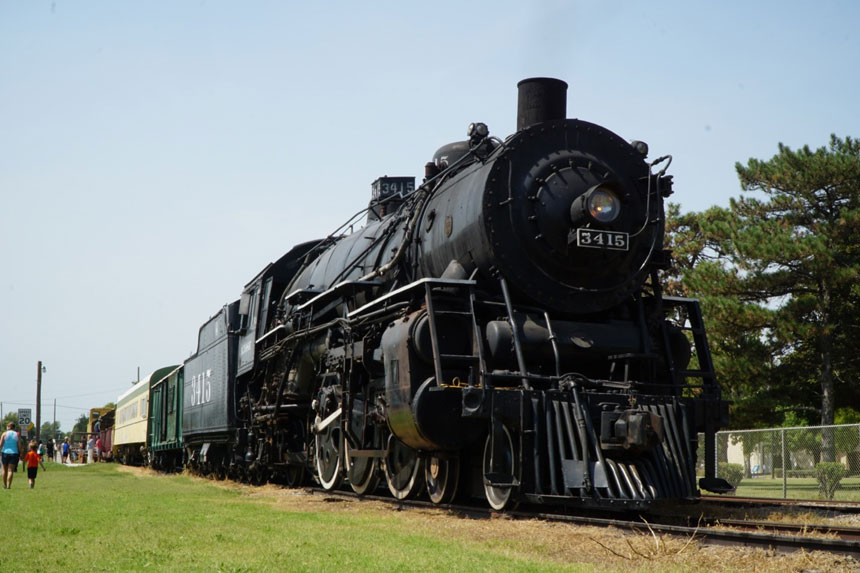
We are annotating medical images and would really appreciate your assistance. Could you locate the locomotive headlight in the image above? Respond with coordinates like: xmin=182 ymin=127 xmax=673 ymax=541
xmin=570 ymin=185 xmax=621 ymax=226
xmin=587 ymin=188 xmax=620 ymax=223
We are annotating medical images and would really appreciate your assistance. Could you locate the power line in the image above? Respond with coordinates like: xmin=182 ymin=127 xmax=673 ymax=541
xmin=53 ymin=387 xmax=130 ymax=400
xmin=2 ymin=388 xmax=124 ymax=411
xmin=2 ymin=401 xmax=96 ymax=411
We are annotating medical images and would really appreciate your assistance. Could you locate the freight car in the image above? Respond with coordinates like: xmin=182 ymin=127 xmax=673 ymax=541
xmin=123 ymin=78 xmax=732 ymax=509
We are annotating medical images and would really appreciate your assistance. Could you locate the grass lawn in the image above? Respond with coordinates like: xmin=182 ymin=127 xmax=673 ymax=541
xmin=733 ymin=476 xmax=860 ymax=501
xmin=1 ymin=462 xmax=580 ymax=572
xmin=1 ymin=462 xmax=856 ymax=572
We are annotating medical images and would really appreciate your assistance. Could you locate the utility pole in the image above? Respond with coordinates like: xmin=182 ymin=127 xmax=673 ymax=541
xmin=36 ymin=361 xmax=43 ymax=442
xmin=53 ymin=399 xmax=57 ymax=440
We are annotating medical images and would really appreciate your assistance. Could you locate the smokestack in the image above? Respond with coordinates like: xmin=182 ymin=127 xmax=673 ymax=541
xmin=516 ymin=77 xmax=568 ymax=131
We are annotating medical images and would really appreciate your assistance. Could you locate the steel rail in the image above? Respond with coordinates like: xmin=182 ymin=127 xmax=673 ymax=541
xmin=701 ymin=495 xmax=860 ymax=514
xmin=304 ymin=487 xmax=860 ymax=556
xmin=712 ymin=519 xmax=860 ymax=542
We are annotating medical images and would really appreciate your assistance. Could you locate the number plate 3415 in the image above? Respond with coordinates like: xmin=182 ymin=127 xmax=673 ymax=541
xmin=572 ymin=228 xmax=629 ymax=251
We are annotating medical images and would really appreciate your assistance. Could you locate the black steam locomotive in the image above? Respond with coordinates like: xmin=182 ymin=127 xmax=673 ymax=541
xmin=156 ymin=78 xmax=731 ymax=510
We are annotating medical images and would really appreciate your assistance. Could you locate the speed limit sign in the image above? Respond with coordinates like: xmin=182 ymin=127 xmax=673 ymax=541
xmin=18 ymin=409 xmax=31 ymax=436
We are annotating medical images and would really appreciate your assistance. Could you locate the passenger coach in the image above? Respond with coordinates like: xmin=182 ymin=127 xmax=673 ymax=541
xmin=113 ymin=366 xmax=176 ymax=464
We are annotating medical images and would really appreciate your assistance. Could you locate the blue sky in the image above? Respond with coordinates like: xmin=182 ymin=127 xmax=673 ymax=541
xmin=2 ymin=1 xmax=859 ymax=432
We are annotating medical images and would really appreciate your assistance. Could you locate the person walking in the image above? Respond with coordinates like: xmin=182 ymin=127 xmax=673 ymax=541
xmin=1 ymin=422 xmax=25 ymax=489
xmin=46 ymin=439 xmax=55 ymax=463
xmin=61 ymin=439 xmax=70 ymax=464
xmin=23 ymin=441 xmax=46 ymax=489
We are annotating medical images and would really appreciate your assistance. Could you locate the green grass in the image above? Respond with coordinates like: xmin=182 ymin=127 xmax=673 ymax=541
xmin=732 ymin=476 xmax=860 ymax=501
xmin=0 ymin=462 xmax=588 ymax=572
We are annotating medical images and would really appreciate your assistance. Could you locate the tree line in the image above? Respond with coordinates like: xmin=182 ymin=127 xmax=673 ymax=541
xmin=665 ymin=135 xmax=860 ymax=461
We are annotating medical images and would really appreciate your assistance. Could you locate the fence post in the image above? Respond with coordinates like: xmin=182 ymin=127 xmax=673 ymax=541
xmin=781 ymin=428 xmax=787 ymax=499
xmin=714 ymin=431 xmax=719 ymax=482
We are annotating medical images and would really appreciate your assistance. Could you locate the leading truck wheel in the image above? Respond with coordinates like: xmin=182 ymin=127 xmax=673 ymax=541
xmin=482 ymin=426 xmax=516 ymax=511
xmin=283 ymin=464 xmax=306 ymax=487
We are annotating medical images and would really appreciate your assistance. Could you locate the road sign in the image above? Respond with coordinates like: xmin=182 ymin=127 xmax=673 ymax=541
xmin=17 ymin=409 xmax=31 ymax=429
xmin=17 ymin=409 xmax=31 ymax=438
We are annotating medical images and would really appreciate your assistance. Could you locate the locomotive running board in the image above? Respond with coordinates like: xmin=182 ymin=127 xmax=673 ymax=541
xmin=293 ymin=279 xmax=383 ymax=314
xmin=348 ymin=277 xmax=476 ymax=319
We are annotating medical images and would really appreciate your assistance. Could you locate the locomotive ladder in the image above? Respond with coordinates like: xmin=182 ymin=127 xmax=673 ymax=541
xmin=421 ymin=277 xmax=534 ymax=389
xmin=422 ymin=281 xmax=485 ymax=387
xmin=423 ymin=279 xmax=522 ymax=493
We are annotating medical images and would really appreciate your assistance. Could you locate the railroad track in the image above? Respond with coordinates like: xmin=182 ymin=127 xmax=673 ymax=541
xmin=516 ymin=511 xmax=860 ymax=556
xmin=307 ymin=487 xmax=860 ymax=556
xmin=701 ymin=494 xmax=860 ymax=513
xmin=711 ymin=519 xmax=860 ymax=542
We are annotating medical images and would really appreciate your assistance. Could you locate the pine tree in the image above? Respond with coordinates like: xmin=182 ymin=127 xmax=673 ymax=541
xmin=666 ymin=136 xmax=860 ymax=459
xmin=72 ymin=413 xmax=89 ymax=436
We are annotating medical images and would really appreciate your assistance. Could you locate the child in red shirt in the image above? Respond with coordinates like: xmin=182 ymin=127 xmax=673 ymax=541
xmin=24 ymin=441 xmax=46 ymax=489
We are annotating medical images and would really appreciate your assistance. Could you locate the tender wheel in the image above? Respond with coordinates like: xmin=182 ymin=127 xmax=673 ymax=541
xmin=384 ymin=435 xmax=424 ymax=500
xmin=283 ymin=464 xmax=306 ymax=487
xmin=314 ymin=391 xmax=343 ymax=490
xmin=482 ymin=426 xmax=516 ymax=511
xmin=235 ymin=466 xmax=248 ymax=483
xmin=425 ymin=454 xmax=460 ymax=505
xmin=250 ymin=465 xmax=268 ymax=486
xmin=345 ymin=437 xmax=380 ymax=495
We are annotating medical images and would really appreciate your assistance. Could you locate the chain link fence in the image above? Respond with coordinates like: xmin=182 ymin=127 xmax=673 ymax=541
xmin=697 ymin=424 xmax=860 ymax=501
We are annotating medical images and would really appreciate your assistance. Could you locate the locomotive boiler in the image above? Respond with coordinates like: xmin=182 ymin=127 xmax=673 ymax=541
xmin=181 ymin=77 xmax=731 ymax=509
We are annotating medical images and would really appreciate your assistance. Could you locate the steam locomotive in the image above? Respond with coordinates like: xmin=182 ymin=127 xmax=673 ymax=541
xmin=136 ymin=78 xmax=731 ymax=510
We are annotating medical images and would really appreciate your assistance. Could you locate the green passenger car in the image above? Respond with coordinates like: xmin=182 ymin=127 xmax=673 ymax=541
xmin=148 ymin=365 xmax=185 ymax=471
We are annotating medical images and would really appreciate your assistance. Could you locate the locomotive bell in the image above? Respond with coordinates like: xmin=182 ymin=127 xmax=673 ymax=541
xmin=630 ymin=140 xmax=649 ymax=157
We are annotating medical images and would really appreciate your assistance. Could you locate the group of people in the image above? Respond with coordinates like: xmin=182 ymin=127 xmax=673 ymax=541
xmin=57 ymin=435 xmax=102 ymax=464
xmin=1 ymin=420 xmax=108 ymax=491
xmin=1 ymin=422 xmax=46 ymax=489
